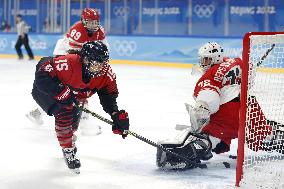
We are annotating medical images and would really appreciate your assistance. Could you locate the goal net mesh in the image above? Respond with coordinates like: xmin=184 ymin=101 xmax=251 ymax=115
xmin=240 ymin=33 xmax=284 ymax=189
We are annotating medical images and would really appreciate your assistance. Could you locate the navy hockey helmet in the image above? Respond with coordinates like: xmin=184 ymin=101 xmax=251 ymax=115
xmin=80 ymin=41 xmax=109 ymax=77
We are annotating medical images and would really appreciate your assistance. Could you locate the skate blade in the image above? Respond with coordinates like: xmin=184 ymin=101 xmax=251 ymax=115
xmin=71 ymin=168 xmax=80 ymax=174
xmin=25 ymin=114 xmax=44 ymax=125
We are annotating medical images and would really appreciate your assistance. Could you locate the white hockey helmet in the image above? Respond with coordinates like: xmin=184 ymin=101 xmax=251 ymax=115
xmin=198 ymin=42 xmax=224 ymax=71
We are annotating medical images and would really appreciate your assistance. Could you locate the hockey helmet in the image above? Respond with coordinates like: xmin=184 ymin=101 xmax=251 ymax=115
xmin=80 ymin=41 xmax=109 ymax=77
xmin=81 ymin=8 xmax=100 ymax=32
xmin=198 ymin=42 xmax=224 ymax=71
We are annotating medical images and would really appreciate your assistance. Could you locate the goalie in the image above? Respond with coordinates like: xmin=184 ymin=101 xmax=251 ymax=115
xmin=156 ymin=42 xmax=284 ymax=170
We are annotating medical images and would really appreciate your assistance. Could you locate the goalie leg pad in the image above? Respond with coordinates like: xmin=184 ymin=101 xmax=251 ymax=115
xmin=156 ymin=133 xmax=213 ymax=170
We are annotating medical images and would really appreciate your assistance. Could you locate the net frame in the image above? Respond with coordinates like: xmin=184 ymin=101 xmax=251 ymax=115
xmin=236 ymin=32 xmax=284 ymax=188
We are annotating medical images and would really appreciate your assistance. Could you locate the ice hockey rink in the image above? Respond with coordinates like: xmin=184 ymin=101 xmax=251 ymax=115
xmin=0 ymin=58 xmax=239 ymax=189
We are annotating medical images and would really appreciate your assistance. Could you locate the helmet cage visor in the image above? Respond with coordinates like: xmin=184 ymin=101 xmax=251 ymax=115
xmin=83 ymin=57 xmax=106 ymax=76
xmin=199 ymin=55 xmax=215 ymax=71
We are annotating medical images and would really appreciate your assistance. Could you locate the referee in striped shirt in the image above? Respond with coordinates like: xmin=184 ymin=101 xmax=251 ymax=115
xmin=15 ymin=14 xmax=34 ymax=60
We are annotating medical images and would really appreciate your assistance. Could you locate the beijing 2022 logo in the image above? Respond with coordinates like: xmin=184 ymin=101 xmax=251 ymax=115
xmin=113 ymin=40 xmax=137 ymax=56
xmin=194 ymin=4 xmax=215 ymax=18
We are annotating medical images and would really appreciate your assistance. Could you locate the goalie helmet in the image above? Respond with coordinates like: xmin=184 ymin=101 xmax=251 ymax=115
xmin=198 ymin=42 xmax=224 ymax=71
xmin=80 ymin=41 xmax=109 ymax=77
xmin=81 ymin=8 xmax=100 ymax=32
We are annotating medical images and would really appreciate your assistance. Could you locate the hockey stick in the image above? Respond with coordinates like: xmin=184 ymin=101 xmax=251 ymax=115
xmin=76 ymin=105 xmax=208 ymax=169
xmin=256 ymin=43 xmax=275 ymax=67
xmin=256 ymin=31 xmax=284 ymax=66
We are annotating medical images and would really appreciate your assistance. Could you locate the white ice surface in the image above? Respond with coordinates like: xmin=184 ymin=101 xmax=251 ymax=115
xmin=0 ymin=58 xmax=238 ymax=189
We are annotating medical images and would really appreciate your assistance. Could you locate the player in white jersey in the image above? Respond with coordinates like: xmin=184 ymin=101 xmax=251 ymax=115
xmin=156 ymin=42 xmax=284 ymax=170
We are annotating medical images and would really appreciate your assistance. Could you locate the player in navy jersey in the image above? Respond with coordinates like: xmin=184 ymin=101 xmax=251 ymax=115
xmin=32 ymin=41 xmax=129 ymax=173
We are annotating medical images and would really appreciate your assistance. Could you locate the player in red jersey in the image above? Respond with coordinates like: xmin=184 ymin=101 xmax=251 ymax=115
xmin=27 ymin=8 xmax=107 ymax=129
xmin=53 ymin=8 xmax=106 ymax=55
xmin=156 ymin=42 xmax=284 ymax=170
xmin=32 ymin=41 xmax=129 ymax=174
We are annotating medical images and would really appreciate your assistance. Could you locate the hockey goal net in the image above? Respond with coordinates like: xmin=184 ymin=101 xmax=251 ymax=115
xmin=236 ymin=32 xmax=284 ymax=188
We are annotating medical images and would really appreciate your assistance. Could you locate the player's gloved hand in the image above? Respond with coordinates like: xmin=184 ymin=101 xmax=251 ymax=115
xmin=54 ymin=84 xmax=75 ymax=106
xmin=111 ymin=110 xmax=129 ymax=139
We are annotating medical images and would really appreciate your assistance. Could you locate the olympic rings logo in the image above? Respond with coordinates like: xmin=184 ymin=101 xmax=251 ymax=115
xmin=194 ymin=4 xmax=215 ymax=18
xmin=113 ymin=6 xmax=129 ymax=17
xmin=0 ymin=38 xmax=8 ymax=50
xmin=113 ymin=40 xmax=137 ymax=56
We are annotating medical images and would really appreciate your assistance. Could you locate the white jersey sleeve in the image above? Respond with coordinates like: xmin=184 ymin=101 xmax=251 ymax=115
xmin=195 ymin=89 xmax=220 ymax=114
xmin=53 ymin=37 xmax=69 ymax=56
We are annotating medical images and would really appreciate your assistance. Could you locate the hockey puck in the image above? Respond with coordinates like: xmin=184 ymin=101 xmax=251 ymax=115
xmin=229 ymin=155 xmax=237 ymax=159
xmin=223 ymin=162 xmax=230 ymax=168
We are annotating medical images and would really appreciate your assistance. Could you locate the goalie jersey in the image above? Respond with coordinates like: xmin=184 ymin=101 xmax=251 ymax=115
xmin=193 ymin=57 xmax=242 ymax=112
xmin=193 ymin=57 xmax=272 ymax=152
xmin=193 ymin=57 xmax=242 ymax=150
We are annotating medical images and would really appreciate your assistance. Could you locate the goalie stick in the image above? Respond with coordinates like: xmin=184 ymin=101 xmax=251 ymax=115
xmin=76 ymin=105 xmax=211 ymax=169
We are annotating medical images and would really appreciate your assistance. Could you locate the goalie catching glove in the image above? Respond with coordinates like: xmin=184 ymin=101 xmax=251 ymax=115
xmin=185 ymin=101 xmax=211 ymax=133
xmin=111 ymin=110 xmax=129 ymax=139
xmin=156 ymin=128 xmax=213 ymax=170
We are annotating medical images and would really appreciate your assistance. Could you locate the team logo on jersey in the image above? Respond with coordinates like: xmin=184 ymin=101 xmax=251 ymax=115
xmin=87 ymin=43 xmax=94 ymax=48
xmin=113 ymin=40 xmax=137 ymax=56
xmin=0 ymin=38 xmax=8 ymax=50
xmin=113 ymin=6 xmax=129 ymax=17
xmin=194 ymin=4 xmax=215 ymax=18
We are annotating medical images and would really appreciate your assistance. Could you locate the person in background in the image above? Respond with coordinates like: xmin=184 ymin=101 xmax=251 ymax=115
xmin=14 ymin=14 xmax=34 ymax=60
xmin=1 ymin=20 xmax=11 ymax=32
xmin=53 ymin=8 xmax=106 ymax=56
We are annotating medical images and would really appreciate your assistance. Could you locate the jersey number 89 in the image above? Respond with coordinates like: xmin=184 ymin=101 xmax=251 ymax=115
xmin=70 ymin=29 xmax=81 ymax=40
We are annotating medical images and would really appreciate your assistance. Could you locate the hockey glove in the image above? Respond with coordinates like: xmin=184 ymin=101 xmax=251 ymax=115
xmin=185 ymin=101 xmax=211 ymax=132
xmin=111 ymin=110 xmax=129 ymax=139
xmin=54 ymin=84 xmax=75 ymax=106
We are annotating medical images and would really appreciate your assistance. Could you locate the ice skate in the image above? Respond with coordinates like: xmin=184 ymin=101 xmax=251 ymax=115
xmin=25 ymin=108 xmax=44 ymax=125
xmin=80 ymin=110 xmax=89 ymax=120
xmin=62 ymin=146 xmax=81 ymax=174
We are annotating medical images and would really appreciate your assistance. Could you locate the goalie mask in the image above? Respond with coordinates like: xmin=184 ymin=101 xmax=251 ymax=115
xmin=80 ymin=41 xmax=109 ymax=77
xmin=81 ymin=8 xmax=100 ymax=33
xmin=198 ymin=42 xmax=224 ymax=72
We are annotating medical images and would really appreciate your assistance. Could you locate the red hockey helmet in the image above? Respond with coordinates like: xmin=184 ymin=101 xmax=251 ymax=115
xmin=81 ymin=8 xmax=100 ymax=32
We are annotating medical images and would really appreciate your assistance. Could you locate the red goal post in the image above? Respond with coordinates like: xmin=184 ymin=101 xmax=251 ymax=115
xmin=236 ymin=32 xmax=284 ymax=187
